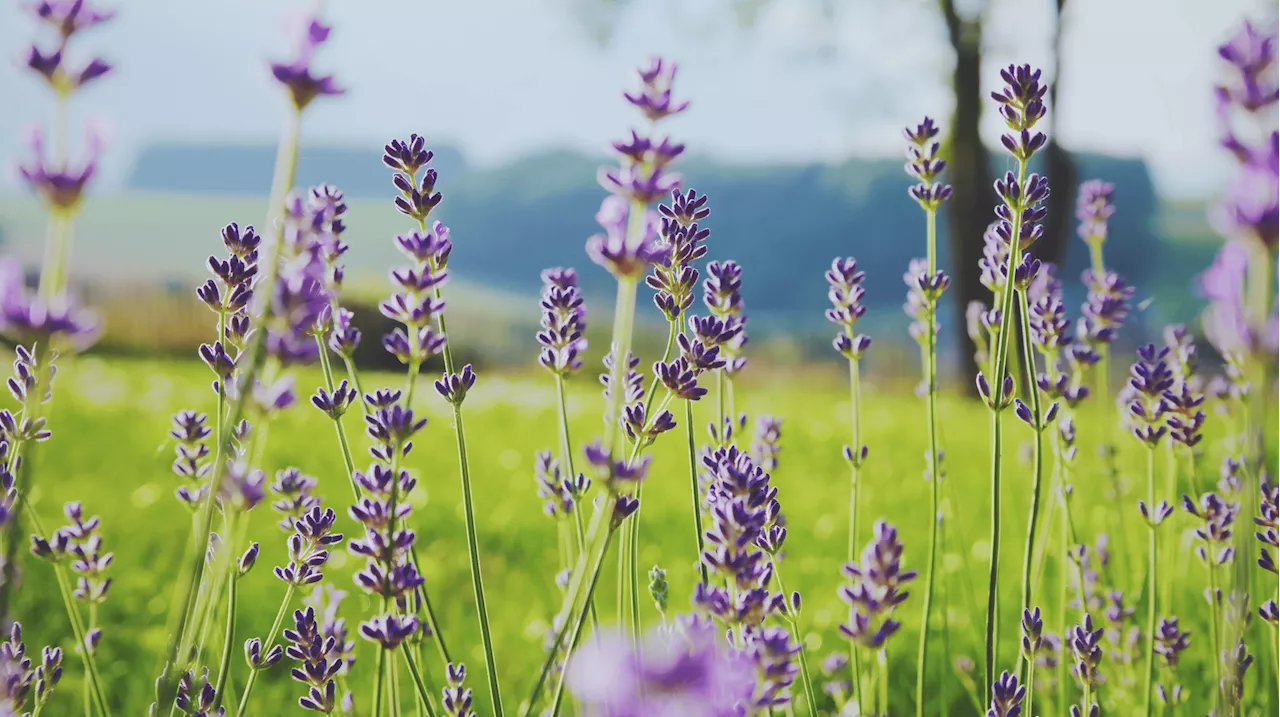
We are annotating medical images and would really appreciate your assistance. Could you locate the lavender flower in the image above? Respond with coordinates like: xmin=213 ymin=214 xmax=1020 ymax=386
xmin=839 ymin=520 xmax=916 ymax=650
xmin=904 ymin=117 xmax=954 ymax=210
xmin=538 ymin=268 xmax=588 ymax=375
xmin=302 ymin=585 xmax=357 ymax=677
xmin=826 ymin=257 xmax=870 ymax=360
xmin=704 ymin=261 xmax=748 ymax=377
xmin=1076 ymin=180 xmax=1115 ymax=246
xmin=23 ymin=1 xmax=114 ymax=93
xmin=1126 ymin=344 xmax=1173 ymax=447
xmin=1257 ymin=479 xmax=1278 ymax=574
xmin=1078 ymin=269 xmax=1134 ymax=353
xmin=751 ymin=416 xmax=782 ymax=472
xmin=271 ymin=17 xmax=343 ymax=110
xmin=30 ymin=502 xmax=112 ymax=606
xmin=381 ymin=221 xmax=450 ymax=371
xmin=273 ymin=505 xmax=342 ymax=588
xmin=1198 ymin=239 xmax=1279 ymax=357
xmin=270 ymin=467 xmax=321 ymax=532
xmin=589 ymin=59 xmax=687 ymax=278
xmin=0 ymin=260 xmax=99 ymax=351
xmin=648 ymin=189 xmax=710 ymax=320
xmin=566 ymin=625 xmax=754 ymax=717
xmin=1221 ymin=639 xmax=1254 ymax=709
xmin=1068 ymin=614 xmax=1104 ymax=693
xmin=987 ymin=670 xmax=1025 ymax=717
xmin=174 ymin=669 xmax=223 ymax=717
xmin=1182 ymin=491 xmax=1239 ymax=567
xmin=0 ymin=623 xmax=62 ymax=715
xmin=442 ymin=663 xmax=476 ymax=717
xmin=284 ymin=606 xmax=341 ymax=713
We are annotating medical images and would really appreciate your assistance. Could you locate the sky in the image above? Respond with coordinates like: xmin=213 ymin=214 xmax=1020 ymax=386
xmin=0 ymin=0 xmax=1273 ymax=199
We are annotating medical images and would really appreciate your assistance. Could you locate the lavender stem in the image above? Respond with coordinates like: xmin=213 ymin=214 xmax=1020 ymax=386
xmin=315 ymin=336 xmax=360 ymax=501
xmin=36 ymin=89 xmax=72 ymax=302
xmin=212 ymin=572 xmax=238 ymax=710
xmin=1016 ymin=287 xmax=1045 ymax=625
xmin=164 ymin=107 xmax=301 ymax=699
xmin=985 ymin=150 xmax=1028 ymax=704
xmin=1143 ymin=446 xmax=1158 ymax=717
xmin=685 ymin=397 xmax=708 ymax=585
xmin=232 ymin=584 xmax=296 ymax=717
xmin=916 ymin=205 xmax=943 ymax=717
xmin=548 ymin=522 xmax=620 ymax=715
xmin=25 ymin=500 xmax=109 ymax=716
xmin=401 ymin=643 xmax=441 ymax=717
xmin=847 ymin=352 xmax=864 ymax=712
xmin=450 ymin=402 xmax=504 ymax=716
xmin=772 ymin=561 xmax=819 ymax=713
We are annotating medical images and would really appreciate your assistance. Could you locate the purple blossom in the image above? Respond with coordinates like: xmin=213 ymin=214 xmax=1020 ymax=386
xmin=987 ymin=670 xmax=1025 ymax=717
xmin=838 ymin=520 xmax=916 ymax=650
xmin=591 ymin=59 xmax=688 ymax=279
xmin=1075 ymin=180 xmax=1115 ymax=245
xmin=1126 ymin=343 xmax=1173 ymax=447
xmin=751 ymin=416 xmax=782 ymax=472
xmin=566 ymin=625 xmax=753 ymax=717
xmin=904 ymin=116 xmax=954 ymax=209
xmin=624 ymin=58 xmax=691 ymax=121
xmin=273 ymin=506 xmax=343 ymax=588
xmin=1198 ymin=240 xmax=1279 ymax=357
xmin=586 ymin=196 xmax=664 ymax=279
xmin=826 ymin=257 xmax=871 ymax=360
xmin=285 ymin=606 xmax=341 ymax=713
xmin=30 ymin=1 xmax=116 ymax=39
xmin=442 ymin=663 xmax=476 ymax=717
xmin=270 ymin=17 xmax=344 ymax=110
xmin=1182 ymin=491 xmax=1239 ymax=567
xmin=1077 ymin=268 xmax=1133 ymax=350
xmin=647 ymin=190 xmax=710 ymax=320
xmin=1257 ymin=480 xmax=1278 ymax=575
xmin=537 ymin=268 xmax=588 ymax=375
xmin=17 ymin=126 xmax=101 ymax=213
xmin=703 ymin=261 xmax=748 ymax=376
xmin=1068 ymin=614 xmax=1104 ymax=691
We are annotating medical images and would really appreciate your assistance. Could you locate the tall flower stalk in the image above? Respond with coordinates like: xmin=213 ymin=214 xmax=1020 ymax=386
xmin=646 ymin=189 xmax=710 ymax=592
xmin=522 ymin=58 xmax=682 ymax=716
xmin=904 ymin=116 xmax=953 ymax=717
xmin=381 ymin=132 xmax=503 ymax=714
xmin=1125 ymin=343 xmax=1175 ymax=717
xmin=824 ymin=257 xmax=870 ymax=707
xmin=158 ymin=16 xmax=342 ymax=707
xmin=839 ymin=520 xmax=916 ymax=717
xmin=6 ymin=0 xmax=114 ymax=628
xmin=976 ymin=63 xmax=1050 ymax=701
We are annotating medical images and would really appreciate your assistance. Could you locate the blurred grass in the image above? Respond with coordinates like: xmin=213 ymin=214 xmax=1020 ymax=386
xmin=10 ymin=354 xmax=1276 ymax=715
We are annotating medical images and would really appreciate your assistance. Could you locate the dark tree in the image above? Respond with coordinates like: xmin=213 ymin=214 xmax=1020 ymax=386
xmin=939 ymin=0 xmax=994 ymax=385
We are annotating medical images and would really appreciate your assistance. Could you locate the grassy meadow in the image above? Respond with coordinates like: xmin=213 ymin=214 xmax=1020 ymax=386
xmin=11 ymin=353 xmax=1275 ymax=715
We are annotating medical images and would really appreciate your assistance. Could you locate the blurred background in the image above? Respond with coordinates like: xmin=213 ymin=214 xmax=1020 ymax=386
xmin=0 ymin=0 xmax=1273 ymax=379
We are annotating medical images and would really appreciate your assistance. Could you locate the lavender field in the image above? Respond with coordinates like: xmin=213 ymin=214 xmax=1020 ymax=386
xmin=1 ymin=2 xmax=1277 ymax=717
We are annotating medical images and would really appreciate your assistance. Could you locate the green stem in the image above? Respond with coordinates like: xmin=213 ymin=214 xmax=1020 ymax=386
xmin=549 ymin=524 xmax=620 ymax=716
xmin=917 ymin=205 xmax=942 ymax=717
xmin=773 ymin=562 xmax=819 ymax=715
xmin=1026 ymin=660 xmax=1036 ymax=717
xmin=523 ymin=495 xmax=613 ymax=715
xmin=685 ymin=398 xmax=709 ymax=585
xmin=341 ymin=354 xmax=370 ymax=417
xmin=1017 ymin=288 xmax=1045 ymax=620
xmin=51 ymin=561 xmax=110 ymax=717
xmin=233 ymin=584 xmax=296 ymax=717
xmin=716 ymin=368 xmax=727 ymax=446
xmin=401 ymin=644 xmax=441 ymax=717
xmin=451 ymin=403 xmax=504 ymax=716
xmin=162 ymin=107 xmax=301 ymax=706
xmin=1207 ymin=559 xmax=1224 ymax=713
xmin=1143 ymin=448 xmax=1157 ymax=717
xmin=625 ymin=320 xmax=678 ymax=642
xmin=213 ymin=573 xmax=238 ymax=708
xmin=877 ymin=649 xmax=888 ymax=717
xmin=372 ymin=646 xmax=388 ymax=717
xmin=846 ymin=354 xmax=864 ymax=713
xmin=315 ymin=336 xmax=361 ymax=502
xmin=38 ymin=86 xmax=73 ymax=303
xmin=985 ymin=149 xmax=1029 ymax=703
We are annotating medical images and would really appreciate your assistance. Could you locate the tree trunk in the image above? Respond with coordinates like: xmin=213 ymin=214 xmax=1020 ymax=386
xmin=1038 ymin=0 xmax=1075 ymax=270
xmin=942 ymin=0 xmax=993 ymax=390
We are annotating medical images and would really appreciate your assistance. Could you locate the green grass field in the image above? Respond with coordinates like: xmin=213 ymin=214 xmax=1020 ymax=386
xmin=10 ymin=354 xmax=1276 ymax=715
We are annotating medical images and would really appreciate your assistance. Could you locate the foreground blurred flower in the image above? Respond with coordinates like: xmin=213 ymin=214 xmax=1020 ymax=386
xmin=271 ymin=17 xmax=344 ymax=111
xmin=567 ymin=625 xmax=753 ymax=717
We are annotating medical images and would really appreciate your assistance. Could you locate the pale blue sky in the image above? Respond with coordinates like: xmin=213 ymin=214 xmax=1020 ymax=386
xmin=0 ymin=0 xmax=1272 ymax=198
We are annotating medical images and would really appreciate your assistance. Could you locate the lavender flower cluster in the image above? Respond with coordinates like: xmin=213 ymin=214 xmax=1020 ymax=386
xmin=1 ymin=5 xmax=1276 ymax=717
